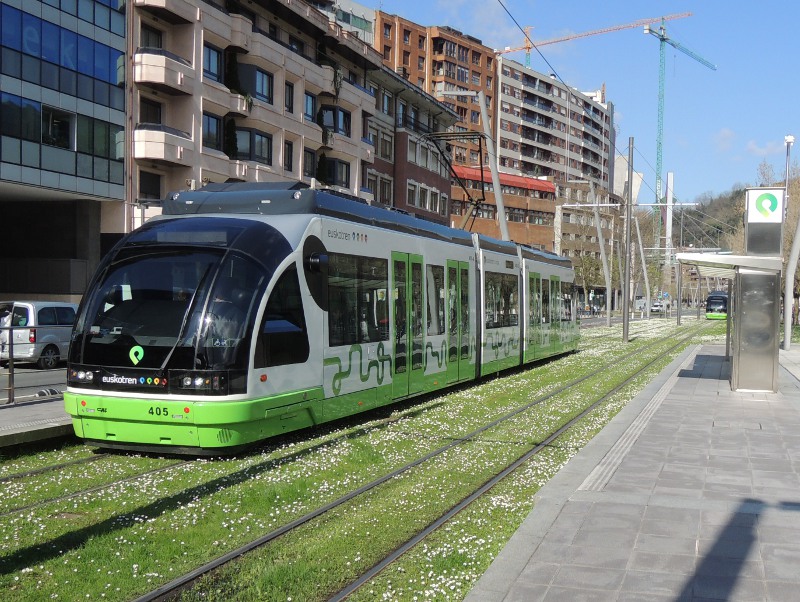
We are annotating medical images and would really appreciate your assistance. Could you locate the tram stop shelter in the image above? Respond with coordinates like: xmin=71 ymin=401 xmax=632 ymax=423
xmin=675 ymin=253 xmax=782 ymax=393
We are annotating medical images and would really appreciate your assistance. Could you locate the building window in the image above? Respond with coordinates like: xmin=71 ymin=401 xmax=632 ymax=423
xmin=418 ymin=187 xmax=428 ymax=210
xmin=203 ymin=44 xmax=222 ymax=82
xmin=380 ymin=133 xmax=393 ymax=160
xmin=288 ymin=35 xmax=304 ymax=55
xmin=253 ymin=132 xmax=272 ymax=164
xmin=42 ymin=106 xmax=72 ymax=149
xmin=363 ymin=172 xmax=376 ymax=194
xmin=303 ymin=148 xmax=316 ymax=177
xmin=383 ymin=23 xmax=391 ymax=39
xmin=202 ymin=113 xmax=222 ymax=150
xmin=383 ymin=45 xmax=391 ymax=61
xmin=285 ymin=82 xmax=294 ymax=113
xmin=319 ymin=105 xmax=351 ymax=136
xmin=318 ymin=156 xmax=350 ymax=187
xmin=256 ymin=69 xmax=274 ymax=103
xmin=139 ymin=170 xmax=161 ymax=200
xmin=139 ymin=98 xmax=162 ymax=125
xmin=304 ymin=92 xmax=316 ymax=121
xmin=382 ymin=92 xmax=392 ymax=115
xmin=407 ymin=139 xmax=418 ymax=163
xmin=407 ymin=183 xmax=417 ymax=207
xmin=380 ymin=178 xmax=392 ymax=204
xmin=418 ymin=35 xmax=425 ymax=49
xmin=141 ymin=24 xmax=162 ymax=49
xmin=284 ymin=140 xmax=293 ymax=171
xmin=403 ymin=29 xmax=410 ymax=44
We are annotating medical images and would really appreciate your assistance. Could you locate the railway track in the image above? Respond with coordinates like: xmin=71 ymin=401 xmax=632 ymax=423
xmin=0 ymin=320 xmax=715 ymax=602
xmin=132 ymin=321 xmax=711 ymax=601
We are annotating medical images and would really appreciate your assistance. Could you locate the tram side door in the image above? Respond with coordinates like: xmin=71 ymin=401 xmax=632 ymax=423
xmin=528 ymin=273 xmax=541 ymax=361
xmin=392 ymin=252 xmax=424 ymax=399
xmin=446 ymin=260 xmax=472 ymax=384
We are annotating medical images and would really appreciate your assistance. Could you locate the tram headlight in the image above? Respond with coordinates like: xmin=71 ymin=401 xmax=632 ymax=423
xmin=172 ymin=370 xmax=229 ymax=395
xmin=70 ymin=369 xmax=95 ymax=383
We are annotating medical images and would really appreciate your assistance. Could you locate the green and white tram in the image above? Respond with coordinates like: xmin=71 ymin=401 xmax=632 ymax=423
xmin=65 ymin=183 xmax=578 ymax=453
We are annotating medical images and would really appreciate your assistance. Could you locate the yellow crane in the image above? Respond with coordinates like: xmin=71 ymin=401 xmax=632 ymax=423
xmin=495 ymin=13 xmax=692 ymax=67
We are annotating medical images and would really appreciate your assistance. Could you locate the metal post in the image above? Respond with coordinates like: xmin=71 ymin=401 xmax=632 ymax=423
xmin=623 ymin=137 xmax=633 ymax=342
xmin=782 ymin=135 xmax=796 ymax=350
xmin=676 ymin=264 xmax=682 ymax=325
xmin=5 ymin=327 xmax=14 ymax=405
xmin=635 ymin=217 xmax=651 ymax=319
xmin=477 ymin=90 xmax=509 ymax=241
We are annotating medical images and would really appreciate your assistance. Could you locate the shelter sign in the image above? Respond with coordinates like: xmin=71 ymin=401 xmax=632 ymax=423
xmin=745 ymin=187 xmax=784 ymax=256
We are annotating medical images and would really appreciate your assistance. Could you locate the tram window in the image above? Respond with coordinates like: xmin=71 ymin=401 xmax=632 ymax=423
xmin=541 ymin=279 xmax=550 ymax=324
xmin=328 ymin=253 xmax=389 ymax=346
xmin=561 ymin=281 xmax=574 ymax=321
xmin=484 ymin=272 xmax=519 ymax=329
xmin=426 ymin=264 xmax=445 ymax=335
xmin=255 ymin=267 xmax=309 ymax=367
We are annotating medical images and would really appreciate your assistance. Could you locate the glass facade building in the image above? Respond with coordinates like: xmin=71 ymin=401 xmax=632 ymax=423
xmin=0 ymin=0 xmax=126 ymax=299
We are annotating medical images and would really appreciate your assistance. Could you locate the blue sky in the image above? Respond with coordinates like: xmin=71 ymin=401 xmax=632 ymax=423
xmin=375 ymin=0 xmax=796 ymax=203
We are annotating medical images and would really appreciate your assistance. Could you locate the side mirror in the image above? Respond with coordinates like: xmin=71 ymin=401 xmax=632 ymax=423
xmin=305 ymin=252 xmax=329 ymax=273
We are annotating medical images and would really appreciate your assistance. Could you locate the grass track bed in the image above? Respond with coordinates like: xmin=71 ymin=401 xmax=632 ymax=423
xmin=0 ymin=319 xmax=724 ymax=601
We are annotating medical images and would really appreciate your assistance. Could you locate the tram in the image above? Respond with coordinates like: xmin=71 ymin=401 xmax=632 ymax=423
xmin=705 ymin=291 xmax=728 ymax=320
xmin=65 ymin=183 xmax=579 ymax=454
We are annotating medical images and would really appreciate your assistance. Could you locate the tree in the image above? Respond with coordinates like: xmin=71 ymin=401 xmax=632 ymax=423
xmin=757 ymin=158 xmax=776 ymax=187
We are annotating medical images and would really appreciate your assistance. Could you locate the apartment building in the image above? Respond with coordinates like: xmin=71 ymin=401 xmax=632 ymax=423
xmin=365 ymin=66 xmax=456 ymax=224
xmin=132 ymin=0 xmax=454 ymax=226
xmin=0 ymin=0 xmax=126 ymax=300
xmin=497 ymin=57 xmax=614 ymax=188
xmin=131 ymin=0 xmax=384 ymax=228
xmin=375 ymin=13 xmax=496 ymax=174
xmin=450 ymin=166 xmax=557 ymax=250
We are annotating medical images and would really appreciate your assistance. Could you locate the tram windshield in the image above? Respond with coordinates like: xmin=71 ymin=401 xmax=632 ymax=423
xmin=706 ymin=295 xmax=727 ymax=311
xmin=69 ymin=217 xmax=291 ymax=393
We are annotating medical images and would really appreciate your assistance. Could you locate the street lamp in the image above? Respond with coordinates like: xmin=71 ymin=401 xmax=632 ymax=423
xmin=783 ymin=134 xmax=795 ymax=350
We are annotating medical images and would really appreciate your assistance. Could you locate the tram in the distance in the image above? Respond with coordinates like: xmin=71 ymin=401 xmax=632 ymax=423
xmin=65 ymin=183 xmax=579 ymax=454
xmin=705 ymin=291 xmax=728 ymax=320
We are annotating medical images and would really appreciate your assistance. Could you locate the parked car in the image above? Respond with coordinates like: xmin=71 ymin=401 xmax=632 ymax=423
xmin=650 ymin=301 xmax=665 ymax=313
xmin=0 ymin=301 xmax=78 ymax=369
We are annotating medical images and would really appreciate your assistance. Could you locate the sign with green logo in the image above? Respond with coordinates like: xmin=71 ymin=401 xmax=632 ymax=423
xmin=129 ymin=345 xmax=144 ymax=365
xmin=746 ymin=188 xmax=784 ymax=224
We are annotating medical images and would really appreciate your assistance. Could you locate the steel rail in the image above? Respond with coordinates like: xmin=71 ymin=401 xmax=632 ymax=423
xmin=134 ymin=323 xmax=709 ymax=602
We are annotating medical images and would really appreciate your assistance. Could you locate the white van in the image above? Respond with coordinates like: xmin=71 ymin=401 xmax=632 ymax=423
xmin=0 ymin=301 xmax=78 ymax=369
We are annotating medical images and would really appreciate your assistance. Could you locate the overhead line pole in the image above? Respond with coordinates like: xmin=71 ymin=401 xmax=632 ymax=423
xmin=623 ymin=137 xmax=633 ymax=342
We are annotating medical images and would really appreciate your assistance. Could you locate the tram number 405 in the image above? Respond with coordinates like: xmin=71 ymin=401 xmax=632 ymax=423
xmin=148 ymin=406 xmax=169 ymax=417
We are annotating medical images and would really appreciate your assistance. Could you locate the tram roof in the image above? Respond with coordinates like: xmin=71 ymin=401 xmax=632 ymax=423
xmin=162 ymin=182 xmax=571 ymax=268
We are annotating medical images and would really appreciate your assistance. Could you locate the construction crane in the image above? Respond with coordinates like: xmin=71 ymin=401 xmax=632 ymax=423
xmin=495 ymin=13 xmax=691 ymax=68
xmin=644 ymin=20 xmax=716 ymax=206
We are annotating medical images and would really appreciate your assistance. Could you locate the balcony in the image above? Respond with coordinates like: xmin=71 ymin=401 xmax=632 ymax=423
xmin=133 ymin=0 xmax=195 ymax=24
xmin=202 ymin=81 xmax=232 ymax=116
xmin=319 ymin=133 xmax=373 ymax=165
xmin=133 ymin=124 xmax=194 ymax=167
xmin=304 ymin=64 xmax=337 ymax=97
xmin=229 ymin=14 xmax=252 ymax=52
xmin=134 ymin=49 xmax=194 ymax=95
